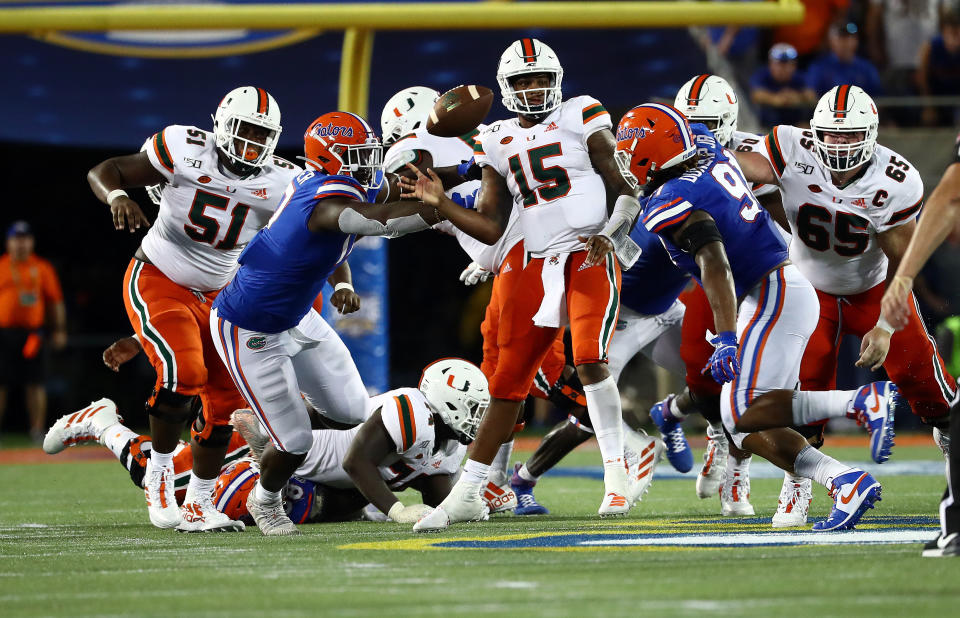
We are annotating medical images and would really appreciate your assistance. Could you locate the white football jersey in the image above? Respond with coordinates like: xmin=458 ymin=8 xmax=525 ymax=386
xmin=293 ymin=389 xmax=464 ymax=490
xmin=767 ymin=124 xmax=923 ymax=296
xmin=383 ymin=126 xmax=521 ymax=270
xmin=475 ymin=95 xmax=613 ymax=255
xmin=143 ymin=125 xmax=301 ymax=291
xmin=731 ymin=130 xmax=778 ymax=198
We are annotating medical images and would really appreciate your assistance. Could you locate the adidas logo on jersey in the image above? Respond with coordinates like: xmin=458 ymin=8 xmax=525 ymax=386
xmin=251 ymin=188 xmax=268 ymax=199
xmin=545 ymin=122 xmax=559 ymax=132
xmin=501 ymin=263 xmax=512 ymax=274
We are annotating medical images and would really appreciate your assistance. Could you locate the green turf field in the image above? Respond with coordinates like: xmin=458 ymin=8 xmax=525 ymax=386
xmin=1 ymin=443 xmax=958 ymax=617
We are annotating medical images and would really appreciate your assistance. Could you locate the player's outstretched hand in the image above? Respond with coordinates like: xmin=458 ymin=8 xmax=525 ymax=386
xmin=103 ymin=336 xmax=143 ymax=372
xmin=110 ymin=196 xmax=151 ymax=233
xmin=399 ymin=163 xmax=445 ymax=207
xmin=880 ymin=275 xmax=913 ymax=331
xmin=855 ymin=327 xmax=892 ymax=371
xmin=703 ymin=331 xmax=740 ymax=384
xmin=578 ymin=235 xmax=614 ymax=266
xmin=330 ymin=288 xmax=361 ymax=314
xmin=459 ymin=262 xmax=491 ymax=286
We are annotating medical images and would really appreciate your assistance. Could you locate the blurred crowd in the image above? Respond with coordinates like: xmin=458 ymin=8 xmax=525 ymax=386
xmin=711 ymin=0 xmax=960 ymax=127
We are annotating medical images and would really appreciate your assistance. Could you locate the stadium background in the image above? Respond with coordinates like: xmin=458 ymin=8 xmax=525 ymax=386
xmin=0 ymin=0 xmax=957 ymax=437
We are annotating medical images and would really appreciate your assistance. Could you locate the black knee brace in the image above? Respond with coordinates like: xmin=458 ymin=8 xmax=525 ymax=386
xmin=548 ymin=370 xmax=588 ymax=412
xmin=147 ymin=388 xmax=201 ymax=426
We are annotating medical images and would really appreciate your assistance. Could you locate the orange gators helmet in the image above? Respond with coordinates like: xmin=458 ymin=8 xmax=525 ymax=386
xmin=212 ymin=459 xmax=259 ymax=525
xmin=303 ymin=111 xmax=383 ymax=191
xmin=614 ymin=103 xmax=698 ymax=189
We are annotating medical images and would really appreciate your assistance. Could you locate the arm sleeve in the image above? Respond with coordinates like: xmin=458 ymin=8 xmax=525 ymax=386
xmin=143 ymin=127 xmax=178 ymax=185
xmin=580 ymin=96 xmax=613 ymax=147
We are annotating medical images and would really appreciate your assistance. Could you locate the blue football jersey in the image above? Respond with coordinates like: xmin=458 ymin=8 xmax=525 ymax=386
xmin=620 ymin=221 xmax=689 ymax=316
xmin=641 ymin=124 xmax=788 ymax=297
xmin=213 ymin=171 xmax=368 ymax=333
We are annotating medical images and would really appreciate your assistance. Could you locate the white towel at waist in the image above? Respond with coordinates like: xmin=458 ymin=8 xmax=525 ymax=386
xmin=532 ymin=253 xmax=569 ymax=328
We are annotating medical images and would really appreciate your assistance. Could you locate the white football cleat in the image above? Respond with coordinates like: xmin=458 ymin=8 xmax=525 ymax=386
xmin=414 ymin=480 xmax=489 ymax=533
xmin=481 ymin=481 xmax=518 ymax=514
xmin=245 ymin=491 xmax=300 ymax=536
xmin=177 ymin=494 xmax=245 ymax=533
xmin=598 ymin=465 xmax=631 ymax=517
xmin=696 ymin=424 xmax=728 ymax=499
xmin=143 ymin=460 xmax=182 ymax=529
xmin=230 ymin=409 xmax=269 ymax=463
xmin=934 ymin=427 xmax=950 ymax=461
xmin=720 ymin=455 xmax=755 ymax=516
xmin=771 ymin=473 xmax=813 ymax=528
xmin=623 ymin=427 xmax=662 ymax=506
xmin=43 ymin=398 xmax=121 ymax=455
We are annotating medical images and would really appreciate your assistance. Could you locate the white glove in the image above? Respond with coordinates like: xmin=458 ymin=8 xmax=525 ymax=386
xmin=387 ymin=502 xmax=434 ymax=524
xmin=459 ymin=262 xmax=492 ymax=286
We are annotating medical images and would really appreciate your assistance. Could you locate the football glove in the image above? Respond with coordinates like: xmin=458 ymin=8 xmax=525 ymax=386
xmin=387 ymin=502 xmax=433 ymax=524
xmin=457 ymin=157 xmax=483 ymax=181
xmin=459 ymin=262 xmax=492 ymax=286
xmin=703 ymin=330 xmax=740 ymax=384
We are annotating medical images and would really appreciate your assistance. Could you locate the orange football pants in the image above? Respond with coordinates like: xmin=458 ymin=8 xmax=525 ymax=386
xmin=489 ymin=250 xmax=621 ymax=402
xmin=678 ymin=282 xmax=723 ymax=399
xmin=800 ymin=282 xmax=956 ymax=421
xmin=481 ymin=241 xmax=566 ymax=399
xmin=122 ymin=259 xmax=247 ymax=437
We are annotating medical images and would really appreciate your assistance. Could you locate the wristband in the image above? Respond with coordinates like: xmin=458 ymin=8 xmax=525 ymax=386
xmin=334 ymin=282 xmax=354 ymax=293
xmin=106 ymin=189 xmax=129 ymax=205
xmin=875 ymin=316 xmax=895 ymax=335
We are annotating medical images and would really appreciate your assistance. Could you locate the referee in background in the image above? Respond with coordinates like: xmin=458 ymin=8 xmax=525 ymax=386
xmin=882 ymin=135 xmax=960 ymax=557
xmin=0 ymin=221 xmax=67 ymax=446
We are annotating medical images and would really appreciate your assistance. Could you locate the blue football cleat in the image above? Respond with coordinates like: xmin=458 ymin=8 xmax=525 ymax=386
xmin=849 ymin=381 xmax=897 ymax=464
xmin=510 ymin=463 xmax=549 ymax=516
xmin=812 ymin=469 xmax=881 ymax=531
xmin=649 ymin=395 xmax=693 ymax=473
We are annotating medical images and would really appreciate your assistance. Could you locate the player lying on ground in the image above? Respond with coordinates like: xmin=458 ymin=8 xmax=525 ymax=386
xmin=614 ymin=103 xmax=897 ymax=531
xmin=44 ymin=355 xmax=490 ymax=527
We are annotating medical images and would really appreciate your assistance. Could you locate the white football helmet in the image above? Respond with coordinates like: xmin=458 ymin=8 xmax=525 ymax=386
xmin=212 ymin=86 xmax=282 ymax=172
xmin=419 ymin=358 xmax=490 ymax=444
xmin=140 ymin=137 xmax=163 ymax=205
xmin=674 ymin=74 xmax=738 ymax=147
xmin=810 ymin=85 xmax=878 ymax=172
xmin=496 ymin=38 xmax=563 ymax=116
xmin=380 ymin=86 xmax=440 ymax=146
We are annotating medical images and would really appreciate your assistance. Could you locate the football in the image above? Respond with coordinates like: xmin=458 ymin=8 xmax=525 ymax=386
xmin=426 ymin=84 xmax=494 ymax=138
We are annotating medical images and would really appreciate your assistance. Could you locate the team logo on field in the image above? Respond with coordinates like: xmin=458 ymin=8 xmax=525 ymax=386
xmin=500 ymin=136 xmax=514 ymax=145
xmin=246 ymin=336 xmax=267 ymax=350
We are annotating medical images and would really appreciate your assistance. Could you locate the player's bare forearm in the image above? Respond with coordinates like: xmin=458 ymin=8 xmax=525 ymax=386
xmin=734 ymin=151 xmax=779 ymax=187
xmin=436 ymin=166 xmax=509 ymax=244
xmin=342 ymin=412 xmax=402 ymax=514
xmin=758 ymin=191 xmax=791 ymax=232
xmin=878 ymin=220 xmax=916 ymax=286
xmin=87 ymin=152 xmax=165 ymax=202
xmin=587 ymin=129 xmax=637 ymax=212
xmin=695 ymin=243 xmax=738 ymax=334
xmin=895 ymin=163 xmax=960 ymax=280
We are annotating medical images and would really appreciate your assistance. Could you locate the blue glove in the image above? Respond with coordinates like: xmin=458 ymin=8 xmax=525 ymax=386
xmin=450 ymin=189 xmax=479 ymax=210
xmin=703 ymin=331 xmax=740 ymax=384
xmin=457 ymin=157 xmax=482 ymax=181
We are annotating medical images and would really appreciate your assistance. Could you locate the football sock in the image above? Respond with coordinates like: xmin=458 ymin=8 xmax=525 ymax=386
xmin=517 ymin=464 xmax=539 ymax=483
xmin=254 ymin=481 xmax=282 ymax=504
xmin=667 ymin=396 xmax=688 ymax=422
xmin=150 ymin=448 xmax=174 ymax=470
xmin=583 ymin=376 xmax=626 ymax=489
xmin=791 ymin=390 xmax=857 ymax=425
xmin=184 ymin=475 xmax=217 ymax=503
xmin=103 ymin=425 xmax=139 ymax=460
xmin=491 ymin=440 xmax=514 ymax=481
xmin=461 ymin=459 xmax=490 ymax=492
xmin=792 ymin=445 xmax=852 ymax=489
